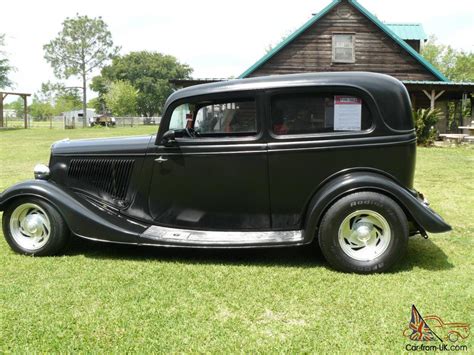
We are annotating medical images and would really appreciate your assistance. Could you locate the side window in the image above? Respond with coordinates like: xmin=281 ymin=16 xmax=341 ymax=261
xmin=169 ymin=104 xmax=191 ymax=130
xmin=271 ymin=93 xmax=372 ymax=135
xmin=194 ymin=100 xmax=257 ymax=136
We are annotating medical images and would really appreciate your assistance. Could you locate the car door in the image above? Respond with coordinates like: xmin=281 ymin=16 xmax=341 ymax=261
xmin=266 ymin=87 xmax=379 ymax=229
xmin=146 ymin=92 xmax=271 ymax=230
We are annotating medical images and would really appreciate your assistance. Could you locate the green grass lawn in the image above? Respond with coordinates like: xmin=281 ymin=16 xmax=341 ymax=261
xmin=0 ymin=127 xmax=473 ymax=352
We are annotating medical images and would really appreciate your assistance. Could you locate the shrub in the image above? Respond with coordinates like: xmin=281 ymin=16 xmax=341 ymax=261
xmin=412 ymin=108 xmax=440 ymax=146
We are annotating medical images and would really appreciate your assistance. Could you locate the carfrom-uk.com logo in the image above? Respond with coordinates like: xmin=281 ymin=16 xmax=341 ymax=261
xmin=403 ymin=305 xmax=470 ymax=352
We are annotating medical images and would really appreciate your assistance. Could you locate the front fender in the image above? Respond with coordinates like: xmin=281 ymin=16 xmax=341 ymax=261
xmin=0 ymin=180 xmax=147 ymax=243
xmin=303 ymin=172 xmax=451 ymax=242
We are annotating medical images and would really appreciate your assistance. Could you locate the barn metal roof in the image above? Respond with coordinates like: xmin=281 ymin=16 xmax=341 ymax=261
xmin=386 ymin=23 xmax=428 ymax=41
xmin=403 ymin=81 xmax=474 ymax=86
xmin=239 ymin=0 xmax=447 ymax=82
xmin=402 ymin=80 xmax=474 ymax=92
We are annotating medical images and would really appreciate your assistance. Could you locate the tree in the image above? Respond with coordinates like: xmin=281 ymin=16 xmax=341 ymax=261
xmin=29 ymin=100 xmax=55 ymax=121
xmin=55 ymin=91 xmax=82 ymax=114
xmin=35 ymin=81 xmax=75 ymax=104
xmin=0 ymin=34 xmax=13 ymax=89
xmin=29 ymin=81 xmax=81 ymax=120
xmin=4 ymin=97 xmax=23 ymax=117
xmin=93 ymin=51 xmax=192 ymax=117
xmin=104 ymin=81 xmax=137 ymax=116
xmin=421 ymin=36 xmax=474 ymax=82
xmin=88 ymin=97 xmax=102 ymax=113
xmin=422 ymin=36 xmax=473 ymax=129
xmin=43 ymin=15 xmax=119 ymax=126
xmin=89 ymin=75 xmax=110 ymax=114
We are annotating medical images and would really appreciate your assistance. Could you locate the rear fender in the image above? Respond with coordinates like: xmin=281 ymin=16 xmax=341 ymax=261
xmin=0 ymin=180 xmax=146 ymax=243
xmin=303 ymin=172 xmax=451 ymax=243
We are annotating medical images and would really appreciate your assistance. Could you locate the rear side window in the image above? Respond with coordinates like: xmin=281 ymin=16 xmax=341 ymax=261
xmin=271 ymin=93 xmax=372 ymax=135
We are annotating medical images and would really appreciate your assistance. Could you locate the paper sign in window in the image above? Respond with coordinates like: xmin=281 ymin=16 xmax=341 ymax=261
xmin=334 ymin=96 xmax=362 ymax=131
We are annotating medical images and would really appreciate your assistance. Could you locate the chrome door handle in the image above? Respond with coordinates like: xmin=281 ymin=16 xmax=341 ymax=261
xmin=155 ymin=156 xmax=168 ymax=164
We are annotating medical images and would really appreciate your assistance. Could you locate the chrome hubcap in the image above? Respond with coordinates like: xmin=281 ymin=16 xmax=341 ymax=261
xmin=9 ymin=203 xmax=51 ymax=251
xmin=338 ymin=210 xmax=391 ymax=261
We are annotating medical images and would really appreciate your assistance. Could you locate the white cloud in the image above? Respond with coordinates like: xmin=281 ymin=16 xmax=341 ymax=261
xmin=1 ymin=0 xmax=472 ymax=101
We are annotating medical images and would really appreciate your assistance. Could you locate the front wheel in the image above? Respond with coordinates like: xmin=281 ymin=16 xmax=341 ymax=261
xmin=318 ymin=191 xmax=408 ymax=274
xmin=2 ymin=198 xmax=70 ymax=256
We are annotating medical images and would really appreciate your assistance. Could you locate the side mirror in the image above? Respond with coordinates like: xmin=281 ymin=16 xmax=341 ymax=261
xmin=161 ymin=130 xmax=176 ymax=146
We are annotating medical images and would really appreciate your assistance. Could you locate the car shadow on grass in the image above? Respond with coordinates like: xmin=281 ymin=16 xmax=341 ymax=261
xmin=391 ymin=236 xmax=454 ymax=273
xmin=65 ymin=235 xmax=453 ymax=272
xmin=66 ymin=237 xmax=328 ymax=269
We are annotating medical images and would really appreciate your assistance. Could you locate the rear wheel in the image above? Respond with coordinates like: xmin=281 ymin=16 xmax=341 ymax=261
xmin=318 ymin=191 xmax=408 ymax=273
xmin=448 ymin=332 xmax=459 ymax=342
xmin=2 ymin=198 xmax=70 ymax=256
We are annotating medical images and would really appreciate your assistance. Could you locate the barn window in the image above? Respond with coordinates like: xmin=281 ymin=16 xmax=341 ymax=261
xmin=332 ymin=34 xmax=355 ymax=63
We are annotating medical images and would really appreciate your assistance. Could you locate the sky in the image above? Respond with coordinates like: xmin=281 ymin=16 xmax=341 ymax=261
xmin=1 ymin=0 xmax=473 ymax=102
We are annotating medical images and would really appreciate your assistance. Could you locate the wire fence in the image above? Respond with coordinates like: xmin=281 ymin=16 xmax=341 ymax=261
xmin=1 ymin=116 xmax=161 ymax=129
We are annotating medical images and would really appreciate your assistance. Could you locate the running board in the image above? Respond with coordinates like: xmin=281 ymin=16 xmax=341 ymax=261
xmin=140 ymin=225 xmax=304 ymax=247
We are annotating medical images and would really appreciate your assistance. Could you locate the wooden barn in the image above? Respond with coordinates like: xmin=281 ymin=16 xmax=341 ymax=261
xmin=173 ymin=0 xmax=474 ymax=136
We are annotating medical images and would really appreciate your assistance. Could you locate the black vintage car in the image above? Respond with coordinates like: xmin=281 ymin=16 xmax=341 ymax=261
xmin=0 ymin=72 xmax=451 ymax=273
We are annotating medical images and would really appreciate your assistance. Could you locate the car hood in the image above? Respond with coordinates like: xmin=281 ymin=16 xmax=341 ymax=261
xmin=51 ymin=135 xmax=155 ymax=156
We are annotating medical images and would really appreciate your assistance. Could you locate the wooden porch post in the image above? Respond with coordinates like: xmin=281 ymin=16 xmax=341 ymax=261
xmin=454 ymin=101 xmax=460 ymax=131
xmin=23 ymin=95 xmax=28 ymax=129
xmin=410 ymin=93 xmax=417 ymax=110
xmin=436 ymin=100 xmax=449 ymax=134
xmin=0 ymin=93 xmax=4 ymax=128
xmin=471 ymin=95 xmax=474 ymax=123
xmin=422 ymin=89 xmax=445 ymax=110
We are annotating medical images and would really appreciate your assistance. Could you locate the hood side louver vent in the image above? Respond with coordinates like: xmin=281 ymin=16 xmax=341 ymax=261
xmin=68 ymin=159 xmax=134 ymax=201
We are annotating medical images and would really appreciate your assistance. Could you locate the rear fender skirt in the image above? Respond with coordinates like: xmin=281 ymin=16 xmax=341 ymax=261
xmin=0 ymin=180 xmax=146 ymax=243
xmin=303 ymin=172 xmax=451 ymax=242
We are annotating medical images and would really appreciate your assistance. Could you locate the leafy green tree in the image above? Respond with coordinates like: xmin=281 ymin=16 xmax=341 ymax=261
xmin=422 ymin=37 xmax=473 ymax=131
xmin=93 ymin=51 xmax=192 ymax=117
xmin=30 ymin=81 xmax=81 ymax=119
xmin=29 ymin=100 xmax=55 ymax=120
xmin=43 ymin=15 xmax=119 ymax=126
xmin=422 ymin=36 xmax=474 ymax=81
xmin=104 ymin=81 xmax=137 ymax=116
xmin=55 ymin=91 xmax=82 ymax=115
xmin=0 ymin=34 xmax=13 ymax=89
xmin=88 ymin=97 xmax=102 ymax=113
xmin=35 ymin=81 xmax=67 ymax=104
xmin=4 ymin=97 xmax=23 ymax=117
xmin=89 ymin=75 xmax=110 ymax=114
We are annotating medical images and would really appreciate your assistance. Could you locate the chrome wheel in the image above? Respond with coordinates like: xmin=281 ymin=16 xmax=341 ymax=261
xmin=338 ymin=209 xmax=391 ymax=261
xmin=9 ymin=203 xmax=51 ymax=251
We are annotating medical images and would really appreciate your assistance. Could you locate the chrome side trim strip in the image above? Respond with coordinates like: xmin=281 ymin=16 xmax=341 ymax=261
xmin=141 ymin=225 xmax=303 ymax=245
xmin=74 ymin=234 xmax=138 ymax=245
xmin=74 ymin=232 xmax=307 ymax=249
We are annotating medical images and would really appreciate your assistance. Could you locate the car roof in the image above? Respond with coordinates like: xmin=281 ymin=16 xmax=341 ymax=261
xmin=165 ymin=72 xmax=413 ymax=132
xmin=167 ymin=72 xmax=402 ymax=101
